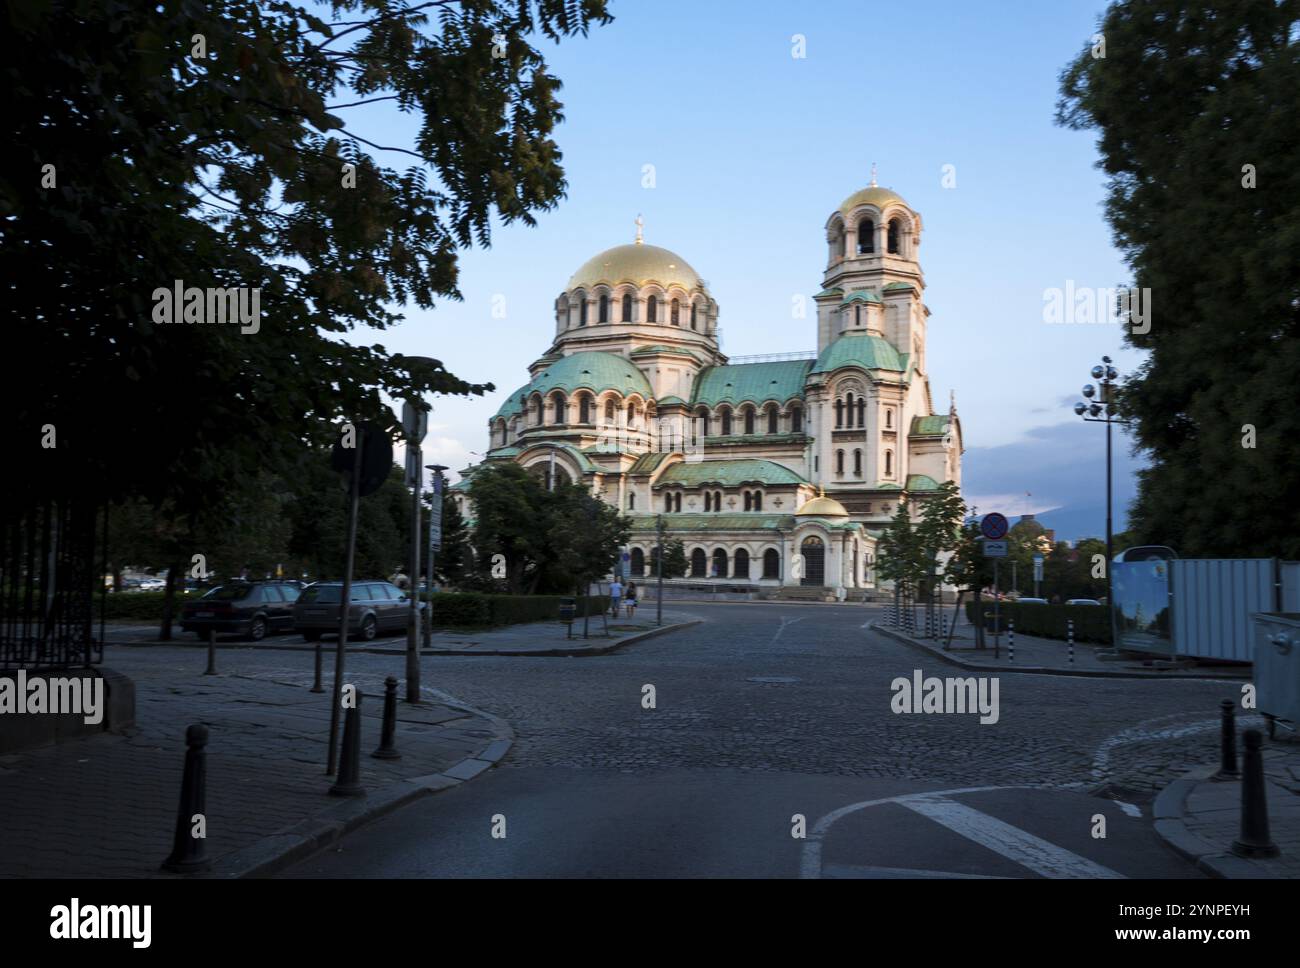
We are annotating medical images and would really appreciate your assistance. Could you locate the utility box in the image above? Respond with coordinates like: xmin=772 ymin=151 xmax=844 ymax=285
xmin=1252 ymin=612 xmax=1300 ymax=740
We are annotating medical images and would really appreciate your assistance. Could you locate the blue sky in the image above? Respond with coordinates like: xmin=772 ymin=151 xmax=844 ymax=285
xmin=351 ymin=0 xmax=1143 ymax=542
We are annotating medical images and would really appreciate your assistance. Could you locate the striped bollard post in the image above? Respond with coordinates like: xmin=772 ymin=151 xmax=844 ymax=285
xmin=1067 ymin=618 xmax=1075 ymax=665
xmin=1008 ymin=619 xmax=1015 ymax=663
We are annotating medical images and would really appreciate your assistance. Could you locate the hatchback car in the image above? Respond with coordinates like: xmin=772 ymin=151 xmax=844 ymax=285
xmin=292 ymin=581 xmax=418 ymax=642
xmin=180 ymin=581 xmax=301 ymax=641
xmin=1066 ymin=598 xmax=1102 ymax=606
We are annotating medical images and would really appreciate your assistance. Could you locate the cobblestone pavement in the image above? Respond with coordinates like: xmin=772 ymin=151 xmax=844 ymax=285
xmin=0 ymin=650 xmax=502 ymax=877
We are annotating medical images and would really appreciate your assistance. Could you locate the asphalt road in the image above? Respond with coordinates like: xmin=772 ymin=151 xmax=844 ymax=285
xmin=273 ymin=601 xmax=1244 ymax=878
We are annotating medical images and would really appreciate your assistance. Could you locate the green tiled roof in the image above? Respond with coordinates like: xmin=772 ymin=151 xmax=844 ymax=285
xmin=883 ymin=281 xmax=916 ymax=292
xmin=905 ymin=474 xmax=943 ymax=491
xmin=655 ymin=395 xmax=688 ymax=406
xmin=815 ymin=287 xmax=844 ymax=298
xmin=702 ymin=433 xmax=806 ymax=445
xmin=692 ymin=360 xmax=811 ymax=407
xmin=841 ymin=290 xmax=883 ymax=304
xmin=654 ymin=459 xmax=807 ymax=488
xmin=811 ymin=334 xmax=904 ymax=375
xmin=485 ymin=445 xmax=522 ymax=458
xmin=874 ymin=482 xmax=902 ymax=491
xmin=628 ymin=513 xmax=795 ymax=532
xmin=628 ymin=452 xmax=672 ymax=475
xmin=910 ymin=415 xmax=951 ymax=437
xmin=492 ymin=382 xmax=533 ymax=420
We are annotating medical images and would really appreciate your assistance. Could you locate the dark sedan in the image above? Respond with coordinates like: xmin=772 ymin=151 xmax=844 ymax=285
xmin=180 ymin=581 xmax=301 ymax=641
xmin=292 ymin=581 xmax=420 ymax=641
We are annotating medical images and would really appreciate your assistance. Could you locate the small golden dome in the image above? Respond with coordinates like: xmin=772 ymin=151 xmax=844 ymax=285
xmin=566 ymin=243 xmax=705 ymax=293
xmin=838 ymin=186 xmax=908 ymax=216
xmin=796 ymin=492 xmax=850 ymax=518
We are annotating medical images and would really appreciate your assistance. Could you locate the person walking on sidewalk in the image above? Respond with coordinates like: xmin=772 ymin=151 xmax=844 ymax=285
xmin=608 ymin=578 xmax=623 ymax=617
xmin=624 ymin=582 xmax=638 ymax=618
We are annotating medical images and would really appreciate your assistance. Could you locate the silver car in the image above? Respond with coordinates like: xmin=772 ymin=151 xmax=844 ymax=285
xmin=292 ymin=580 xmax=416 ymax=642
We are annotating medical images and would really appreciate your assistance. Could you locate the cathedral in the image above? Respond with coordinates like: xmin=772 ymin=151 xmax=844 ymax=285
xmin=452 ymin=175 xmax=963 ymax=598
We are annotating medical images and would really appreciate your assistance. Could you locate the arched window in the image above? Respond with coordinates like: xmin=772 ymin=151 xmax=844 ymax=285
xmin=670 ymin=299 xmax=680 ymax=326
xmin=743 ymin=408 xmax=755 ymax=435
xmin=552 ymin=392 xmax=566 ymax=424
xmin=753 ymin=491 xmax=763 ymax=511
xmin=887 ymin=219 xmax=900 ymax=255
xmin=835 ymin=399 xmax=844 ymax=428
xmin=627 ymin=403 xmax=638 ymax=428
xmin=628 ymin=492 xmax=635 ymax=510
xmin=532 ymin=396 xmax=543 ymax=425
xmin=664 ymin=493 xmax=673 ymax=512
xmin=763 ymin=548 xmax=780 ymax=579
xmin=885 ymin=450 xmax=894 ymax=477
xmin=673 ymin=493 xmax=682 ymax=512
xmin=846 ymin=392 xmax=855 ymax=425
xmin=766 ymin=405 xmax=779 ymax=434
xmin=690 ymin=303 xmax=698 ymax=330
xmin=711 ymin=548 xmax=728 ymax=578
xmin=605 ymin=399 xmax=615 ymax=423
xmin=837 ymin=228 xmax=846 ymax=259
xmin=578 ymin=395 xmax=592 ymax=424
xmin=858 ymin=218 xmax=875 ymax=254
xmin=791 ymin=406 xmax=803 ymax=433
xmin=713 ymin=490 xmax=722 ymax=512
xmin=631 ymin=548 xmax=645 ymax=577
xmin=497 ymin=422 xmax=507 ymax=447
xmin=734 ymin=548 xmax=750 ymax=580
xmin=885 ymin=408 xmax=893 ymax=429
xmin=853 ymin=449 xmax=862 ymax=476
xmin=690 ymin=548 xmax=707 ymax=578
xmin=598 ymin=294 xmax=608 ymax=323
xmin=697 ymin=409 xmax=710 ymax=438
xmin=647 ymin=295 xmax=658 ymax=323
xmin=704 ymin=492 xmax=712 ymax=512
xmin=621 ymin=293 xmax=633 ymax=322
xmin=579 ymin=297 xmax=588 ymax=326
xmin=857 ymin=398 xmax=866 ymax=428
xmin=836 ymin=449 xmax=844 ymax=475
xmin=721 ymin=409 xmax=732 ymax=436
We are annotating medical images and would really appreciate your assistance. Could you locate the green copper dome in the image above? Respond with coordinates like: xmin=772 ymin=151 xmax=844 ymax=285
xmin=528 ymin=351 xmax=653 ymax=400
xmin=810 ymin=334 xmax=904 ymax=375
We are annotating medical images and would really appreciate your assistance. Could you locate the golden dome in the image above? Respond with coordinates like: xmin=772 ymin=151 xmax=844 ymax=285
xmin=838 ymin=185 xmax=908 ymax=216
xmin=796 ymin=492 xmax=850 ymax=518
xmin=566 ymin=243 xmax=705 ymax=293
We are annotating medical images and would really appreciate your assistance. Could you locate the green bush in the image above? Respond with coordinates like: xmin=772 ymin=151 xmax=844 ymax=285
xmin=100 ymin=591 xmax=202 ymax=620
xmin=425 ymin=592 xmax=611 ymax=628
xmin=964 ymin=601 xmax=1111 ymax=644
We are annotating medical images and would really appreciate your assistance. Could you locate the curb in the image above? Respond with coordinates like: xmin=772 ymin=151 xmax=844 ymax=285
xmin=194 ymin=688 xmax=515 ymax=879
xmin=870 ymin=622 xmax=1249 ymax=681
xmin=363 ymin=619 xmax=703 ymax=658
xmin=1149 ymin=766 xmax=1269 ymax=879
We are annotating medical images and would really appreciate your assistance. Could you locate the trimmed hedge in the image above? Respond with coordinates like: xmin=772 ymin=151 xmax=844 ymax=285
xmin=100 ymin=591 xmax=205 ymax=620
xmin=427 ymin=592 xmax=611 ymax=629
xmin=964 ymin=601 xmax=1111 ymax=644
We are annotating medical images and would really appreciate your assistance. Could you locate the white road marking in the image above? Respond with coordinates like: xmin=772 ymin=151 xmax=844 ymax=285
xmin=822 ymin=863 xmax=1007 ymax=879
xmin=769 ymin=616 xmax=805 ymax=646
xmin=900 ymin=795 xmax=1123 ymax=879
xmin=1114 ymin=800 xmax=1142 ymax=818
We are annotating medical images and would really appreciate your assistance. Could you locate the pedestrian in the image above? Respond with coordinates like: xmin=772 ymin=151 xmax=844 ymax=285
xmin=609 ymin=577 xmax=623 ymax=616
xmin=624 ymin=582 xmax=638 ymax=618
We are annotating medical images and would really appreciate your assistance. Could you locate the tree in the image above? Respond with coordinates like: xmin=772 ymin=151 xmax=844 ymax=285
xmin=915 ymin=481 xmax=967 ymax=602
xmin=4 ymin=0 xmax=611 ymax=521
xmin=1056 ymin=0 xmax=1300 ymax=557
xmin=428 ymin=491 xmax=471 ymax=588
xmin=876 ymin=499 xmax=924 ymax=609
xmin=466 ymin=463 xmax=556 ymax=593
xmin=661 ymin=539 xmax=688 ymax=579
xmin=548 ymin=483 xmax=630 ymax=635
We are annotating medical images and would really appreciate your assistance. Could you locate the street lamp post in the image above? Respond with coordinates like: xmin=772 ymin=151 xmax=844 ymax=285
xmin=425 ymin=463 xmax=448 ymax=647
xmin=1072 ymin=356 xmax=1124 ymax=639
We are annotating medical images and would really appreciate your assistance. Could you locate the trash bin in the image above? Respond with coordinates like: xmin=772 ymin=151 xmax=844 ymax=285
xmin=559 ymin=599 xmax=576 ymax=623
xmin=1252 ymin=612 xmax=1300 ymax=740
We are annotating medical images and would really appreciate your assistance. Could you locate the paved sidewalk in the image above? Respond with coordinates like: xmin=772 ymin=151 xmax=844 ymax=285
xmin=0 ymin=656 xmax=509 ymax=878
xmin=873 ymin=618 xmax=1251 ymax=679
xmin=105 ymin=609 xmax=702 ymax=657
xmin=1154 ymin=745 xmax=1300 ymax=878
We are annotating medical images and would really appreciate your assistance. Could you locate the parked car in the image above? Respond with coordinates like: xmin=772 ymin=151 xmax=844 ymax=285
xmin=137 ymin=577 xmax=166 ymax=591
xmin=1016 ymin=597 xmax=1050 ymax=605
xmin=292 ymin=580 xmax=421 ymax=642
xmin=180 ymin=581 xmax=301 ymax=641
xmin=1066 ymin=598 xmax=1102 ymax=606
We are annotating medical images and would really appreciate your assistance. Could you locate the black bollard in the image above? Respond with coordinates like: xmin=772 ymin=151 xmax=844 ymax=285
xmin=1217 ymin=699 xmax=1239 ymax=778
xmin=372 ymin=676 xmax=401 ymax=760
xmin=204 ymin=629 xmax=217 ymax=676
xmin=1231 ymin=729 xmax=1279 ymax=858
xmin=329 ymin=690 xmax=366 ymax=797
xmin=310 ymin=639 xmax=323 ymax=694
xmin=161 ymin=724 xmax=211 ymax=873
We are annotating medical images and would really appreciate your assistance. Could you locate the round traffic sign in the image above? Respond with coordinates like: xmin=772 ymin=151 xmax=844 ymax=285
xmin=981 ymin=512 xmax=1009 ymax=541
